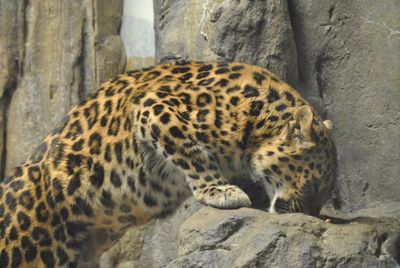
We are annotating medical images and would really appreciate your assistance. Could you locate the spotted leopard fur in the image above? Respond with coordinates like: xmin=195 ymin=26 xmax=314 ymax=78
xmin=0 ymin=62 xmax=336 ymax=267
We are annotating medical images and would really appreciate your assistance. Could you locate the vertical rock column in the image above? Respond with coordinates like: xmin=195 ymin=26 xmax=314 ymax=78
xmin=0 ymin=0 xmax=23 ymax=177
xmin=0 ymin=0 xmax=125 ymax=177
xmin=154 ymin=0 xmax=299 ymax=86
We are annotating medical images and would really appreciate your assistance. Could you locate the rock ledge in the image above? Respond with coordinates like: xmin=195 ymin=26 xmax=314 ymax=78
xmin=168 ymin=207 xmax=400 ymax=268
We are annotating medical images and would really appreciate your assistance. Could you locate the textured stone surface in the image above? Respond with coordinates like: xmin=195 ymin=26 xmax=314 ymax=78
xmin=168 ymin=207 xmax=400 ymax=268
xmin=0 ymin=0 xmax=22 ymax=175
xmin=99 ymin=227 xmax=144 ymax=268
xmin=100 ymin=199 xmax=400 ymax=268
xmin=95 ymin=0 xmax=126 ymax=84
xmin=0 ymin=105 xmax=4 ymax=174
xmin=102 ymin=204 xmax=400 ymax=267
xmin=100 ymin=198 xmax=203 ymax=268
xmin=96 ymin=35 xmax=126 ymax=85
xmin=0 ymin=1 xmax=19 ymax=96
xmin=288 ymin=0 xmax=400 ymax=213
xmin=154 ymin=0 xmax=299 ymax=86
xmin=0 ymin=0 xmax=125 ymax=177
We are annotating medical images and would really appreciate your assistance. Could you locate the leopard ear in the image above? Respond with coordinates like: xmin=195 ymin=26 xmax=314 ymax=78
xmin=323 ymin=120 xmax=333 ymax=132
xmin=292 ymin=106 xmax=316 ymax=149
xmin=278 ymin=106 xmax=315 ymax=150
xmin=294 ymin=106 xmax=314 ymax=141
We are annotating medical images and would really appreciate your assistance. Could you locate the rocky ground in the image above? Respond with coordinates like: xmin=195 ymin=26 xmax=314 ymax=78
xmin=100 ymin=198 xmax=400 ymax=268
xmin=171 ymin=208 xmax=400 ymax=268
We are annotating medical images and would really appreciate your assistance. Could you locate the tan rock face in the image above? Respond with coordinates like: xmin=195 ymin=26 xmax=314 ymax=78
xmin=0 ymin=0 xmax=125 ymax=177
xmin=0 ymin=105 xmax=4 ymax=174
xmin=0 ymin=0 xmax=21 ymax=176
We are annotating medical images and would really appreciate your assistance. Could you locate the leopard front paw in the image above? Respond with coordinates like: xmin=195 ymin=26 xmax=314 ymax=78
xmin=195 ymin=184 xmax=252 ymax=209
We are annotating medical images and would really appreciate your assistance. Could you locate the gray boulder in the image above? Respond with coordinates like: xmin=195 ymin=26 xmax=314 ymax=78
xmin=169 ymin=207 xmax=400 ymax=268
xmin=100 ymin=199 xmax=400 ymax=268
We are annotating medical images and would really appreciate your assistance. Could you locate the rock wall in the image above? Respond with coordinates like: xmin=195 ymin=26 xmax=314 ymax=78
xmin=0 ymin=0 xmax=125 ymax=177
xmin=288 ymin=0 xmax=400 ymax=215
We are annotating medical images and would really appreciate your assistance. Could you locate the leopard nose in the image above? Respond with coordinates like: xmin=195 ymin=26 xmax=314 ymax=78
xmin=274 ymin=198 xmax=290 ymax=214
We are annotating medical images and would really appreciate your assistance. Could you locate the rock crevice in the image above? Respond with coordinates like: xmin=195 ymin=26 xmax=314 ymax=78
xmin=0 ymin=0 xmax=125 ymax=177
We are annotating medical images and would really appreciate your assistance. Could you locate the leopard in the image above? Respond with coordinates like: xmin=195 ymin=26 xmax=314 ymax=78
xmin=0 ymin=61 xmax=337 ymax=267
